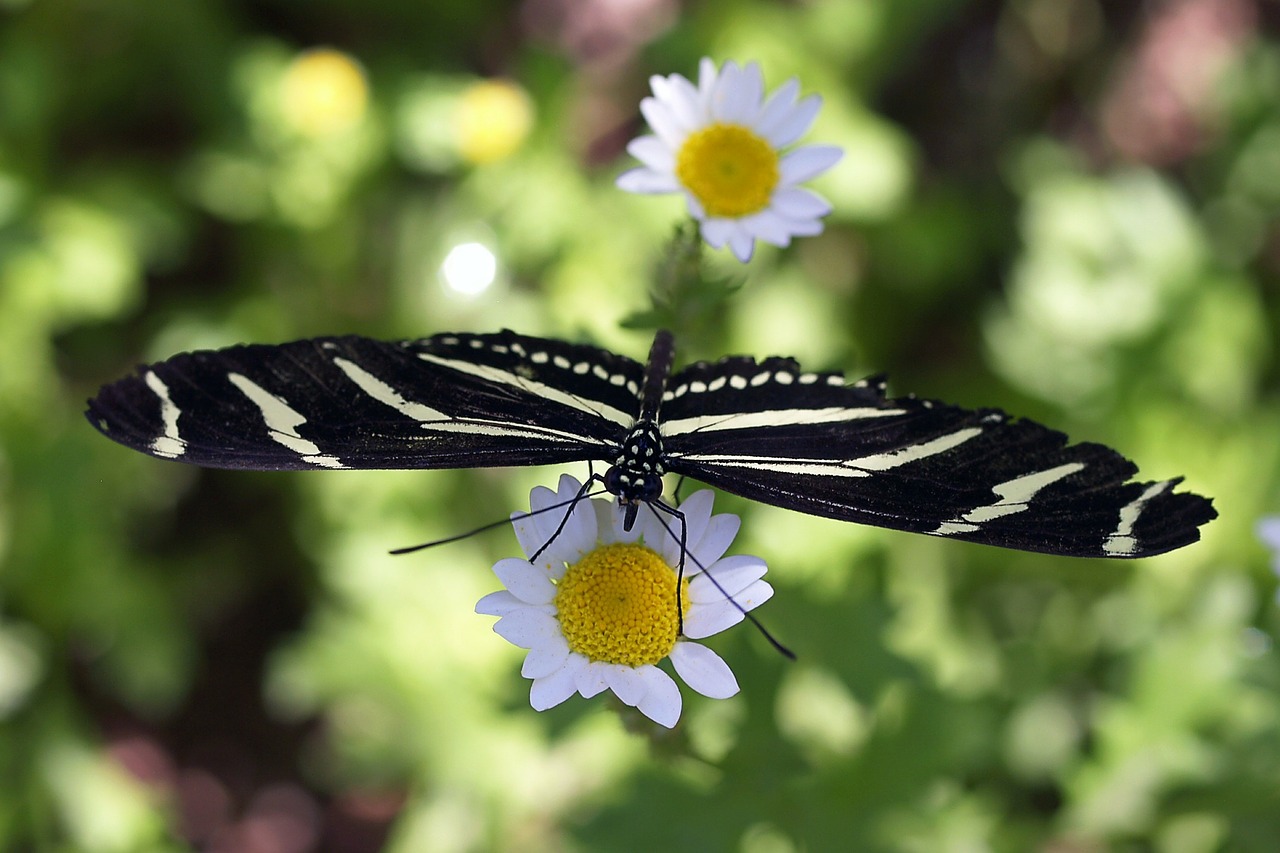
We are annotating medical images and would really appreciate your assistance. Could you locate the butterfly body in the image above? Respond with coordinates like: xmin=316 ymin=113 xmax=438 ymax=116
xmin=87 ymin=329 xmax=1215 ymax=558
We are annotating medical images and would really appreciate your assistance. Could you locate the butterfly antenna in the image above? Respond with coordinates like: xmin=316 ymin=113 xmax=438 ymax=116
xmin=390 ymin=480 xmax=610 ymax=555
xmin=650 ymin=502 xmax=795 ymax=660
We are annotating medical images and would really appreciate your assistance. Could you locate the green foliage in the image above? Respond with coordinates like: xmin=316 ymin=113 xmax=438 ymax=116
xmin=2 ymin=0 xmax=1278 ymax=850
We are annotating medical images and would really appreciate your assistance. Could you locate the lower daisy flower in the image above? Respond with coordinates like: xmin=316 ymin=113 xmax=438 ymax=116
xmin=476 ymin=474 xmax=772 ymax=728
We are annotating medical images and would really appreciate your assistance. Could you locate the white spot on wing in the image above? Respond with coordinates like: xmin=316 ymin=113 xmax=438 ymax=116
xmin=145 ymin=371 xmax=186 ymax=458
xmin=227 ymin=373 xmax=343 ymax=468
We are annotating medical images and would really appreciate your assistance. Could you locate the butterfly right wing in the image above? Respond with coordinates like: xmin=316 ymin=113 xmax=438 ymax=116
xmin=659 ymin=355 xmax=1215 ymax=558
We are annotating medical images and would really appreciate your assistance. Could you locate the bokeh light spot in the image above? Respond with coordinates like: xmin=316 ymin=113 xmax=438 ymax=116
xmin=455 ymin=80 xmax=534 ymax=165
xmin=280 ymin=48 xmax=369 ymax=138
xmin=440 ymin=242 xmax=497 ymax=296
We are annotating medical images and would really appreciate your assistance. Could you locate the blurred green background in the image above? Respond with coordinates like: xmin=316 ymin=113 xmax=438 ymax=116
xmin=3 ymin=0 xmax=1279 ymax=850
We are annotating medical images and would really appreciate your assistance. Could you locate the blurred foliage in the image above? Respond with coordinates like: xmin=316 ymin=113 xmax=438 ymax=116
xmin=2 ymin=0 xmax=1280 ymax=851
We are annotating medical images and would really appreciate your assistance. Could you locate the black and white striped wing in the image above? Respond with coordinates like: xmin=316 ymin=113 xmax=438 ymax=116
xmin=660 ymin=356 xmax=1215 ymax=558
xmin=87 ymin=332 xmax=644 ymax=471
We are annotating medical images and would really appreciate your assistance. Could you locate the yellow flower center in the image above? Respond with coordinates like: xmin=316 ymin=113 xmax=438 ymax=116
xmin=555 ymin=543 xmax=690 ymax=667
xmin=675 ymin=123 xmax=780 ymax=218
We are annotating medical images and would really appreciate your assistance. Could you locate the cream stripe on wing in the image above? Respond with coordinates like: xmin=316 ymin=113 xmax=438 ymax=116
xmin=227 ymin=373 xmax=344 ymax=468
xmin=1103 ymin=480 xmax=1172 ymax=556
xmin=933 ymin=463 xmax=1084 ymax=536
xmin=145 ymin=371 xmax=186 ymax=459
xmin=416 ymin=352 xmax=635 ymax=428
xmin=333 ymin=357 xmax=448 ymax=421
xmin=663 ymin=405 xmax=906 ymax=436
xmin=672 ymin=427 xmax=984 ymax=478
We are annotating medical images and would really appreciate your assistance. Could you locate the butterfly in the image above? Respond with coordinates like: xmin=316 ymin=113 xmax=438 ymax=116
xmin=86 ymin=329 xmax=1215 ymax=558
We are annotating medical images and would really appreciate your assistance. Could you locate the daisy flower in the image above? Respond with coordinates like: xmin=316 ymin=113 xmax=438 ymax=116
xmin=476 ymin=474 xmax=773 ymax=728
xmin=616 ymin=57 xmax=843 ymax=263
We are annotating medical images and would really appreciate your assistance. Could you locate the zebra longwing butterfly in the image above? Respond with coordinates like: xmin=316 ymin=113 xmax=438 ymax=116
xmin=86 ymin=329 xmax=1215 ymax=558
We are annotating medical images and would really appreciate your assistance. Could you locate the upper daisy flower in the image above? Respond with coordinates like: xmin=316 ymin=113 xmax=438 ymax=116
xmin=475 ymin=474 xmax=773 ymax=728
xmin=616 ymin=57 xmax=843 ymax=263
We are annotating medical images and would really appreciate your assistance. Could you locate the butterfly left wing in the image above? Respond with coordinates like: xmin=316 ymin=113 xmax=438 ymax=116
xmin=87 ymin=331 xmax=643 ymax=471
xmin=660 ymin=355 xmax=1215 ymax=558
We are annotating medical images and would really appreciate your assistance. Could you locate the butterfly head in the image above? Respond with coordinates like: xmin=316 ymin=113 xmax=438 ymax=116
xmin=605 ymin=421 xmax=666 ymax=531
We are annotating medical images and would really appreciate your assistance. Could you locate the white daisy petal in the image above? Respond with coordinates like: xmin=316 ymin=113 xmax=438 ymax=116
xmin=635 ymin=666 xmax=682 ymax=728
xmin=521 ymin=635 xmax=571 ymax=679
xmin=697 ymin=57 xmax=719 ymax=102
xmin=742 ymin=210 xmax=796 ymax=248
xmin=575 ymin=660 xmax=611 ymax=698
xmin=655 ymin=73 xmax=704 ymax=132
xmin=616 ymin=167 xmax=681 ymax=195
xmin=688 ymin=555 xmax=769 ymax=603
xmin=762 ymin=93 xmax=822 ymax=148
xmin=779 ymin=145 xmax=844 ymax=185
xmin=688 ymin=514 xmax=741 ymax=569
xmin=639 ymin=97 xmax=687 ymax=149
xmin=604 ymin=665 xmax=649 ymax=706
xmin=781 ymin=216 xmax=825 ymax=238
xmin=771 ymin=187 xmax=832 ymax=219
xmin=683 ymin=192 xmax=706 ymax=221
xmin=526 ymin=484 xmax=565 ymax=557
xmin=716 ymin=61 xmax=762 ymax=124
xmin=681 ymin=599 xmax=746 ymax=639
xmin=675 ymin=490 xmax=714 ymax=545
xmin=494 ymin=608 xmax=561 ymax=649
xmin=754 ymin=78 xmax=801 ymax=139
xmin=670 ymin=642 xmax=740 ymax=699
xmin=557 ymin=475 xmax=598 ymax=556
xmin=699 ymin=218 xmax=733 ymax=249
xmin=735 ymin=579 xmax=775 ymax=611
xmin=594 ymin=500 xmax=622 ymax=544
xmin=626 ymin=135 xmax=675 ymax=172
xmin=511 ymin=510 xmax=545 ymax=563
xmin=475 ymin=589 xmax=523 ymax=616
xmin=601 ymin=500 xmax=643 ymax=544
xmin=707 ymin=59 xmax=740 ymax=120
xmin=728 ymin=229 xmax=756 ymax=263
xmin=651 ymin=489 xmax=713 ymax=570
xmin=493 ymin=558 xmax=556 ymax=605
xmin=530 ymin=663 xmax=580 ymax=711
